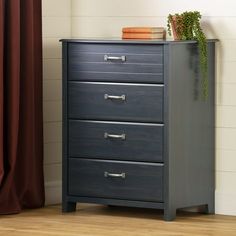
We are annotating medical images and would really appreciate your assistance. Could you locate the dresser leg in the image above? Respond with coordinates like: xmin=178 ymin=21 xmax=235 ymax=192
xmin=62 ymin=201 xmax=77 ymax=212
xmin=164 ymin=208 xmax=176 ymax=221
xmin=206 ymin=202 xmax=215 ymax=214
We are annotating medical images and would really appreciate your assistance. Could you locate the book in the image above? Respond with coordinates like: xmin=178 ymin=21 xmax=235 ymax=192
xmin=122 ymin=32 xmax=164 ymax=39
xmin=122 ymin=27 xmax=165 ymax=34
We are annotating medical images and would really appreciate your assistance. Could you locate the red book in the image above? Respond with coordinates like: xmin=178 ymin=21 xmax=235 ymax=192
xmin=122 ymin=32 xmax=164 ymax=39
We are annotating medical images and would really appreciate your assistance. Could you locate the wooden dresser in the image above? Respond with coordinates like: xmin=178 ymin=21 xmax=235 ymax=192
xmin=60 ymin=39 xmax=216 ymax=220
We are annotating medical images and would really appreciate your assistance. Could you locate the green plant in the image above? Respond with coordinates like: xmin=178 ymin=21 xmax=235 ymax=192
xmin=167 ymin=11 xmax=208 ymax=99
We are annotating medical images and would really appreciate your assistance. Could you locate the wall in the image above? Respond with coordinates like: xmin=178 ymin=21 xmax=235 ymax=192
xmin=42 ymin=0 xmax=236 ymax=215
xmin=42 ymin=0 xmax=71 ymax=204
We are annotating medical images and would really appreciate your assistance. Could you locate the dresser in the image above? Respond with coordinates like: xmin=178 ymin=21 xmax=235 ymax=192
xmin=60 ymin=39 xmax=216 ymax=220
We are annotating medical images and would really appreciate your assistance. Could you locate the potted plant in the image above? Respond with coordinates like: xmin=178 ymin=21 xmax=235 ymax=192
xmin=167 ymin=11 xmax=208 ymax=99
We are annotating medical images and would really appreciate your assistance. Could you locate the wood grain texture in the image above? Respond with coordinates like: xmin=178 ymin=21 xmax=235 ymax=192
xmin=69 ymin=51 xmax=163 ymax=64
xmin=0 ymin=204 xmax=236 ymax=236
xmin=68 ymin=82 xmax=164 ymax=122
xmin=68 ymin=43 xmax=163 ymax=83
xmin=68 ymin=158 xmax=164 ymax=202
xmin=68 ymin=43 xmax=164 ymax=53
xmin=163 ymin=42 xmax=215 ymax=220
xmin=68 ymin=120 xmax=164 ymax=162
xmin=69 ymin=61 xmax=162 ymax=74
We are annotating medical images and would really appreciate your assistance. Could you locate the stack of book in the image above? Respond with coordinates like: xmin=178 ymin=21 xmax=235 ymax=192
xmin=122 ymin=27 xmax=165 ymax=39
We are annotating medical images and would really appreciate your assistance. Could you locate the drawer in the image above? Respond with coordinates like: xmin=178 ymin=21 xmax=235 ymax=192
xmin=68 ymin=158 xmax=164 ymax=202
xmin=68 ymin=82 xmax=164 ymax=123
xmin=68 ymin=120 xmax=163 ymax=162
xmin=68 ymin=43 xmax=163 ymax=83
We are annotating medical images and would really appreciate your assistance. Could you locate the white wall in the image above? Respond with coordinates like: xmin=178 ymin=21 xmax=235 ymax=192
xmin=42 ymin=0 xmax=71 ymax=205
xmin=42 ymin=0 xmax=236 ymax=215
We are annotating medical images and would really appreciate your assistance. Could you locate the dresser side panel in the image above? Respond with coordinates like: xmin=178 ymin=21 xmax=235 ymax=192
xmin=166 ymin=42 xmax=215 ymax=210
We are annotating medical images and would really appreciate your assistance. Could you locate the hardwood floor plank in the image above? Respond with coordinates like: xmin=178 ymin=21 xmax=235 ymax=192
xmin=0 ymin=204 xmax=235 ymax=236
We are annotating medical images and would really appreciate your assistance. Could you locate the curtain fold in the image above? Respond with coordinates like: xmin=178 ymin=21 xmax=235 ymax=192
xmin=0 ymin=0 xmax=44 ymax=214
xmin=0 ymin=0 xmax=4 ymax=187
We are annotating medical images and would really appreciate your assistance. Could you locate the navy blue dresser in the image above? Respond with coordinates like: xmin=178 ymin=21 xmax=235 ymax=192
xmin=60 ymin=39 xmax=216 ymax=220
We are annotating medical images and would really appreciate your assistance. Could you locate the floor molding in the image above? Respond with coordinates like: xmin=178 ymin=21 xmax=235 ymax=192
xmin=45 ymin=180 xmax=62 ymax=205
xmin=215 ymin=192 xmax=236 ymax=216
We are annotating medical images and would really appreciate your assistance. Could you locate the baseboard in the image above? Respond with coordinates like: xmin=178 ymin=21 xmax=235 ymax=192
xmin=215 ymin=192 xmax=236 ymax=216
xmin=45 ymin=180 xmax=62 ymax=205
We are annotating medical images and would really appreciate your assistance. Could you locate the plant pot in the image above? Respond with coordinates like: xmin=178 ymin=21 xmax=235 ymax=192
xmin=170 ymin=16 xmax=181 ymax=40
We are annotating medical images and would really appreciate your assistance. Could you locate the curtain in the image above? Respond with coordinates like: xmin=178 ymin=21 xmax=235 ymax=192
xmin=0 ymin=0 xmax=44 ymax=214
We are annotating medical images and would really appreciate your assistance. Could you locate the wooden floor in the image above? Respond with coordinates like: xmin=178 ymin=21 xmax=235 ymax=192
xmin=0 ymin=204 xmax=235 ymax=236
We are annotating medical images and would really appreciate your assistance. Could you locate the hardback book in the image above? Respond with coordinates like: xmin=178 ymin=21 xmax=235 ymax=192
xmin=122 ymin=27 xmax=165 ymax=34
xmin=122 ymin=32 xmax=164 ymax=39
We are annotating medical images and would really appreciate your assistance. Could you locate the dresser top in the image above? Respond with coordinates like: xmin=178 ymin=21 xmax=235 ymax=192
xmin=60 ymin=38 xmax=218 ymax=44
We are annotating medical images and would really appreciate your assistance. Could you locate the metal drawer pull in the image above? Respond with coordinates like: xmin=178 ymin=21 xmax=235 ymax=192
xmin=104 ymin=172 xmax=126 ymax=179
xmin=104 ymin=94 xmax=126 ymax=101
xmin=104 ymin=132 xmax=126 ymax=140
xmin=104 ymin=55 xmax=126 ymax=62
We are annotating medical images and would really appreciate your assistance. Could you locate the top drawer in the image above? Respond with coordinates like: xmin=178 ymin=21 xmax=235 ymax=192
xmin=68 ymin=43 xmax=164 ymax=83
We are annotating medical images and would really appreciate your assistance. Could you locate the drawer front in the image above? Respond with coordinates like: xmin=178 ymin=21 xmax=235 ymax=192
xmin=68 ymin=43 xmax=163 ymax=83
xmin=68 ymin=82 xmax=164 ymax=122
xmin=68 ymin=158 xmax=164 ymax=202
xmin=68 ymin=120 xmax=163 ymax=162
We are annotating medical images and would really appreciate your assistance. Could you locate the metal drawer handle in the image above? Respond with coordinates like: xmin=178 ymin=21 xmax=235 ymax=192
xmin=104 ymin=172 xmax=126 ymax=179
xmin=104 ymin=94 xmax=126 ymax=101
xmin=104 ymin=132 xmax=126 ymax=140
xmin=104 ymin=55 xmax=126 ymax=62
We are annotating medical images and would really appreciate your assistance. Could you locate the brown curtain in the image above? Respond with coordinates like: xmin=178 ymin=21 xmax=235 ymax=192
xmin=0 ymin=0 xmax=44 ymax=214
